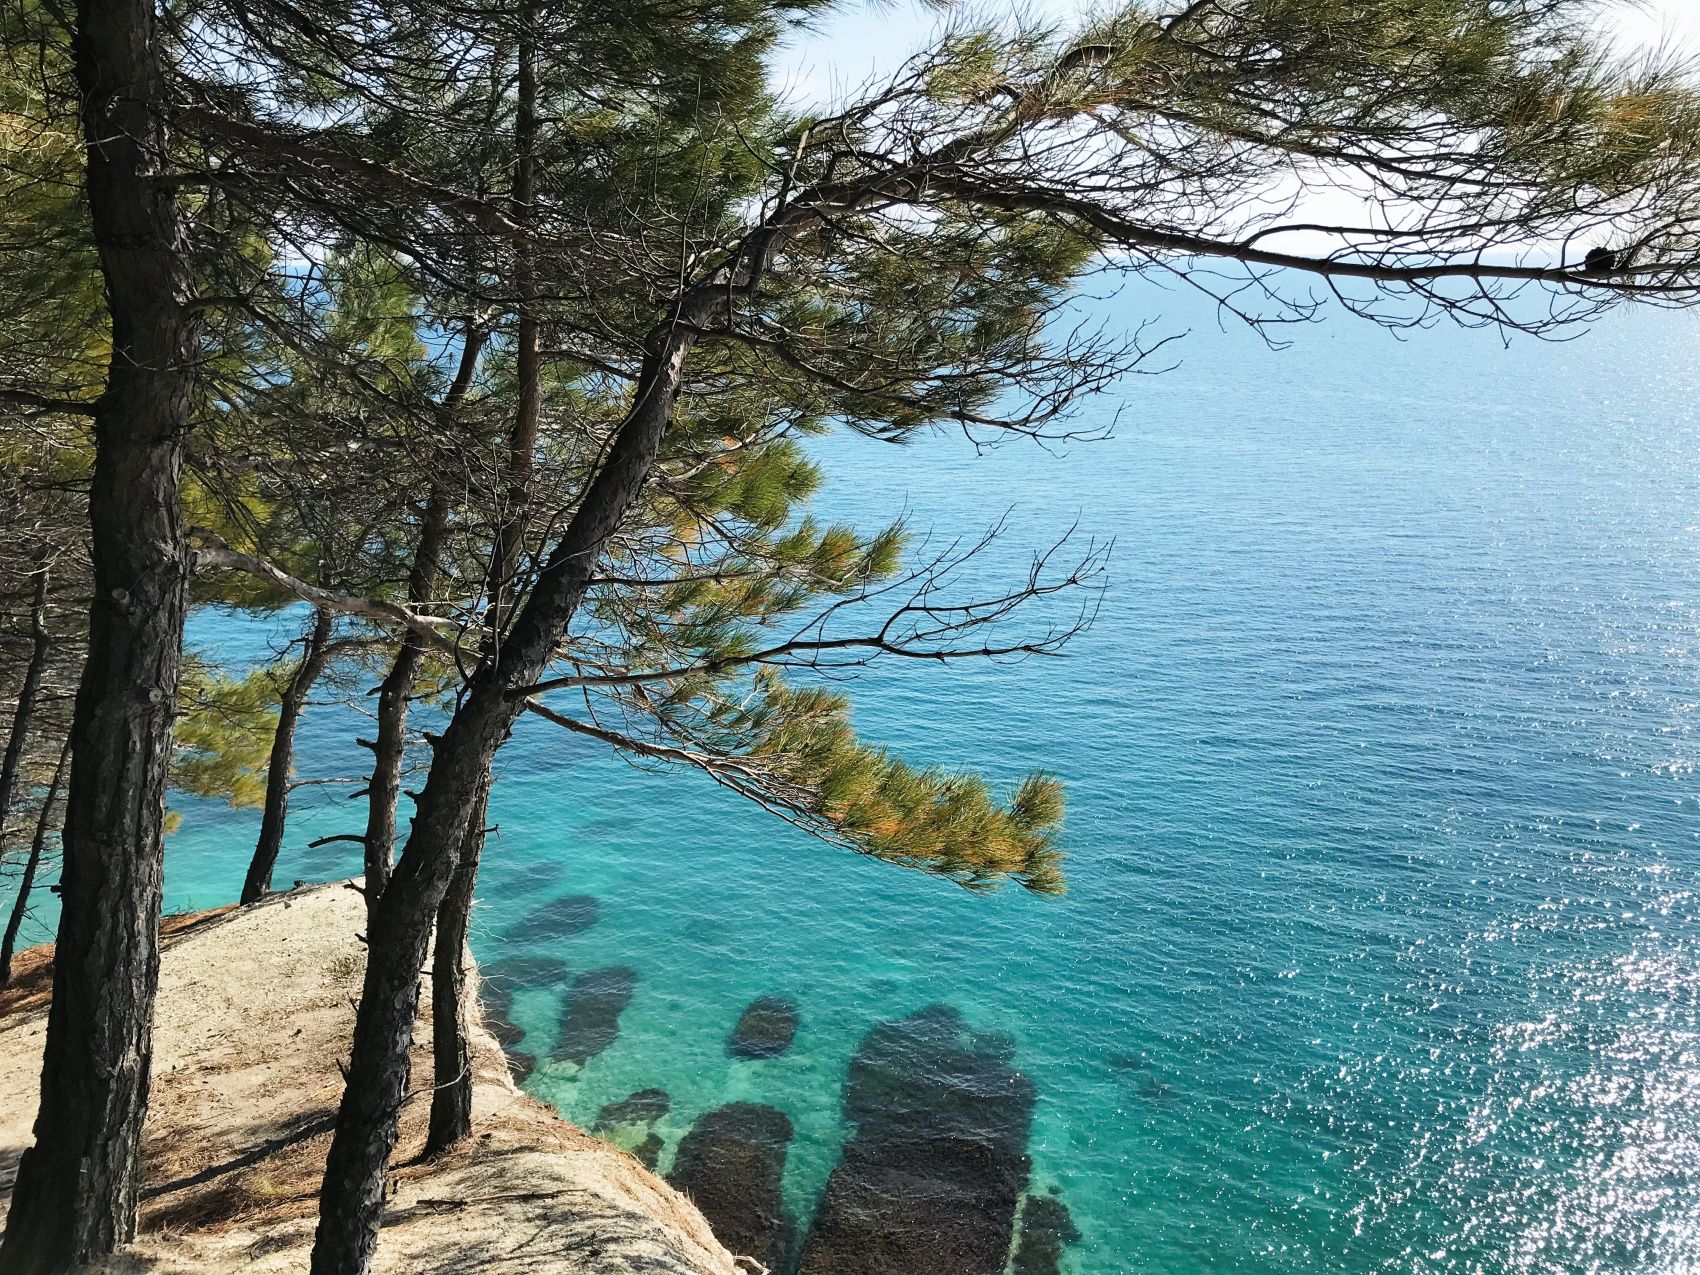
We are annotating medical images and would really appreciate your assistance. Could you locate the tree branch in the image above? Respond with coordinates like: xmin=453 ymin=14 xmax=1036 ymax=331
xmin=188 ymin=528 xmax=466 ymax=651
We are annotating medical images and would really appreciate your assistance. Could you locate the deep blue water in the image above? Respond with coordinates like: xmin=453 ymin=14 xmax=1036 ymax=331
xmin=14 ymin=289 xmax=1700 ymax=1273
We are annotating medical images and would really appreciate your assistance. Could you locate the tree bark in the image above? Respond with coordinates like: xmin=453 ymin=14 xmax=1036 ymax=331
xmin=0 ymin=548 xmax=52 ymax=841
xmin=308 ymin=287 xmax=714 ymax=1275
xmin=242 ymin=606 xmax=334 ymax=904
xmin=313 ymin=112 xmax=837 ymax=1267
xmin=423 ymin=780 xmax=489 ymax=1156
xmin=362 ymin=494 xmax=447 ymax=907
xmin=0 ymin=0 xmax=197 ymax=1265
xmin=490 ymin=16 xmax=541 ymax=635
xmin=1 ymin=735 xmax=72 ymax=986
xmin=419 ymin=32 xmax=541 ymax=1156
xmin=310 ymin=743 xmax=496 ymax=1275
xmin=362 ymin=325 xmax=482 ymax=909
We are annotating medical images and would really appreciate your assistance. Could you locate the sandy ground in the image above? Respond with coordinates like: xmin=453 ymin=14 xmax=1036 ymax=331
xmin=0 ymin=883 xmax=743 ymax=1274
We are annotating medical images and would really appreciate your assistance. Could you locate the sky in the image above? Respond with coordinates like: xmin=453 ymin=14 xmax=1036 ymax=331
xmin=772 ymin=0 xmax=1700 ymax=107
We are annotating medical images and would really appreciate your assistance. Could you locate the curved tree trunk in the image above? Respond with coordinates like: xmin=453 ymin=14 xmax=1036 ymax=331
xmin=424 ymin=779 xmax=490 ymax=1156
xmin=310 ymin=105 xmax=806 ymax=1260
xmin=308 ymin=290 xmax=710 ymax=1275
xmin=0 ymin=0 xmax=197 ymax=1264
xmin=242 ymin=606 xmax=334 ymax=904
xmin=0 ymin=736 xmax=72 ymax=986
xmin=362 ymin=491 xmax=448 ymax=908
xmin=422 ymin=38 xmax=540 ymax=1157
xmin=362 ymin=324 xmax=481 ymax=910
xmin=0 ymin=548 xmax=52 ymax=841
xmin=309 ymin=743 xmax=499 ymax=1275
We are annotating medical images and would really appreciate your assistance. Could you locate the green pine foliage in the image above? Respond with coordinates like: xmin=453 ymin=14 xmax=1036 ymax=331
xmin=560 ymin=366 xmax=1066 ymax=890
xmin=17 ymin=0 xmax=1700 ymax=905
xmin=0 ymin=1 xmax=103 ymax=445
xmin=172 ymin=656 xmax=281 ymax=809
xmin=741 ymin=672 xmax=1065 ymax=893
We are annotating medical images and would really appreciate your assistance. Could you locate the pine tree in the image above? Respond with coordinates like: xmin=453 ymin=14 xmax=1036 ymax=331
xmin=5 ymin=2 xmax=1700 ymax=1271
xmin=0 ymin=0 xmax=200 ymax=1262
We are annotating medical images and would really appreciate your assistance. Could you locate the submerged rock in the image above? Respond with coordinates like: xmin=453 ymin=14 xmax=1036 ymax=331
xmin=594 ymin=1087 xmax=672 ymax=1170
xmin=632 ymin=1132 xmax=664 ymax=1171
xmin=482 ymin=952 xmax=570 ymax=991
xmin=508 ymin=893 xmax=599 ymax=943
xmin=484 ymin=1014 xmax=526 ymax=1049
xmin=728 ymin=994 xmax=799 ymax=1060
xmin=478 ymin=980 xmax=527 ymax=1049
xmin=796 ymin=1003 xmax=1036 ymax=1275
xmin=507 ymin=1050 xmax=537 ymax=1085
xmin=499 ymin=857 xmax=570 ymax=891
xmin=1012 ymin=1194 xmax=1082 ymax=1275
xmin=481 ymin=977 xmax=514 ymax=1020
xmin=552 ymin=966 xmax=637 ymax=1064
xmin=600 ymin=1087 xmax=671 ymax=1126
xmin=667 ymin=1103 xmax=794 ymax=1274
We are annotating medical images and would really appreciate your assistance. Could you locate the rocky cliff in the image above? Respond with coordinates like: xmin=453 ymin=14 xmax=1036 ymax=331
xmin=0 ymin=883 xmax=742 ymax=1274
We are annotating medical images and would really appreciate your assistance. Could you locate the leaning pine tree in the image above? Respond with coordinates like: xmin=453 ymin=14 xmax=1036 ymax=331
xmin=158 ymin=2 xmax=1700 ymax=1271
xmin=7 ymin=2 xmax=1700 ymax=1273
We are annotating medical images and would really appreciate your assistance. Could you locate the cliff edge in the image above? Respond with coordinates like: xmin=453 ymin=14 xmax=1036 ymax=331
xmin=0 ymin=882 xmax=742 ymax=1274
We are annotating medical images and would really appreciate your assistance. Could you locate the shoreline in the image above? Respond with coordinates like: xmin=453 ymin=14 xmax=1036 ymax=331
xmin=0 ymin=882 xmax=740 ymax=1273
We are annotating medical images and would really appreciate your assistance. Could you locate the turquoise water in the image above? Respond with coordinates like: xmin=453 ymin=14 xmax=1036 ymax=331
xmin=17 ymin=290 xmax=1700 ymax=1272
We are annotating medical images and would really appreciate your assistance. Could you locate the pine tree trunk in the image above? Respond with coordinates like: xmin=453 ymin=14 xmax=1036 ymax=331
xmin=309 ymin=742 xmax=500 ymax=1275
xmin=0 ymin=0 xmax=196 ymax=1264
xmin=0 ymin=549 xmax=51 ymax=840
xmin=243 ymin=607 xmax=333 ymax=904
xmin=0 ymin=736 xmax=71 ymax=986
xmin=308 ymin=878 xmax=441 ymax=1275
xmin=424 ymin=778 xmax=489 ymax=1156
xmin=417 ymin=34 xmax=541 ymax=1156
xmin=497 ymin=19 xmax=541 ymax=625
xmin=309 ymin=262 xmax=714 ymax=1275
xmin=363 ymin=494 xmax=447 ymax=908
xmin=363 ymin=324 xmax=482 ymax=908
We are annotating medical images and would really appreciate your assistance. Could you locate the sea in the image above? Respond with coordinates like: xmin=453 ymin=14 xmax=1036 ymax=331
xmin=12 ymin=282 xmax=1700 ymax=1273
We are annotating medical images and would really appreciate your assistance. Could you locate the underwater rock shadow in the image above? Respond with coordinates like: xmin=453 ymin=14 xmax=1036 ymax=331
xmin=594 ymin=1087 xmax=671 ymax=1170
xmin=481 ymin=952 xmax=570 ymax=992
xmin=1012 ymin=1193 xmax=1082 ymax=1275
xmin=478 ymin=979 xmax=527 ymax=1049
xmin=600 ymin=1087 xmax=670 ymax=1126
xmin=491 ymin=856 xmax=572 ymax=893
xmin=728 ymin=994 xmax=799 ymax=1060
xmin=506 ymin=893 xmax=599 ymax=944
xmin=473 ymin=979 xmax=535 ymax=1083
xmin=796 ymin=1003 xmax=1037 ymax=1275
xmin=551 ymin=965 xmax=637 ymax=1065
xmin=667 ymin=1102 xmax=795 ymax=1275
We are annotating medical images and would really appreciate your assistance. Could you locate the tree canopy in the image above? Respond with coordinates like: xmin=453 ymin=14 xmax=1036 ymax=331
xmin=3 ymin=0 xmax=1700 ymax=1271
